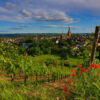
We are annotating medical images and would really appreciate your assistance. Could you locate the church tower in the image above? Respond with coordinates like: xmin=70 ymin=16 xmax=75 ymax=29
xmin=68 ymin=27 xmax=71 ymax=39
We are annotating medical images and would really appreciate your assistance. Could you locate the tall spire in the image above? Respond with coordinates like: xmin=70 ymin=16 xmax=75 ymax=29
xmin=68 ymin=27 xmax=71 ymax=39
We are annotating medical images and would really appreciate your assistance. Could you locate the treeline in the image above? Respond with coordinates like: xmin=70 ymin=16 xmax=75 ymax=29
xmin=26 ymin=39 xmax=76 ymax=59
xmin=25 ymin=39 xmax=92 ymax=60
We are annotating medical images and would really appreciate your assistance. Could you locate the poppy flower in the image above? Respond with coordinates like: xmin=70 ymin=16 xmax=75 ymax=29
xmin=72 ymin=73 xmax=76 ymax=77
xmin=79 ymin=70 xmax=82 ymax=74
xmin=94 ymin=64 xmax=99 ymax=69
xmin=68 ymin=80 xmax=72 ymax=84
xmin=77 ymin=64 xmax=81 ymax=68
xmin=64 ymin=87 xmax=68 ymax=91
xmin=90 ymin=64 xmax=94 ymax=69
xmin=72 ymin=69 xmax=75 ymax=73
xmin=81 ymin=68 xmax=86 ymax=72
xmin=69 ymin=90 xmax=72 ymax=93
xmin=66 ymin=93 xmax=69 ymax=97
xmin=65 ymin=84 xmax=67 ymax=87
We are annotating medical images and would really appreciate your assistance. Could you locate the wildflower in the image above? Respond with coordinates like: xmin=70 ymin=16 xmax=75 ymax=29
xmin=77 ymin=64 xmax=81 ymax=68
xmin=90 ymin=64 xmax=94 ymax=69
xmin=95 ymin=64 xmax=99 ymax=69
xmin=72 ymin=69 xmax=75 ymax=73
xmin=72 ymin=73 xmax=76 ymax=77
xmin=79 ymin=70 xmax=82 ymax=74
xmin=81 ymin=68 xmax=86 ymax=72
xmin=64 ymin=87 xmax=68 ymax=91
xmin=66 ymin=93 xmax=69 ymax=97
xmin=65 ymin=84 xmax=67 ymax=87
xmin=64 ymin=94 xmax=69 ymax=98
xmin=69 ymin=90 xmax=72 ymax=93
xmin=68 ymin=80 xmax=72 ymax=84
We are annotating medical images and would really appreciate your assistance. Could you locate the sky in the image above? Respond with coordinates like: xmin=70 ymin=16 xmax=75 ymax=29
xmin=0 ymin=0 xmax=100 ymax=33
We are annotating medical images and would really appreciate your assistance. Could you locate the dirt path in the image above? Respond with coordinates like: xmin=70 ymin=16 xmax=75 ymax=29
xmin=42 ymin=76 xmax=71 ymax=90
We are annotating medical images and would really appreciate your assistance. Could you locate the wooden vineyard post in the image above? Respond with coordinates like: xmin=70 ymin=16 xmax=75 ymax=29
xmin=91 ymin=26 xmax=100 ymax=63
xmin=48 ymin=74 xmax=49 ymax=82
xmin=53 ymin=73 xmax=56 ymax=82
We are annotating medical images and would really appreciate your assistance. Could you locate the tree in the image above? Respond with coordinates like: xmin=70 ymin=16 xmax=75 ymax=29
xmin=27 ymin=46 xmax=42 ymax=56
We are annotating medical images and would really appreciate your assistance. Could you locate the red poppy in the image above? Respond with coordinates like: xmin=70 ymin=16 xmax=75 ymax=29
xmin=79 ymin=70 xmax=82 ymax=74
xmin=68 ymin=80 xmax=72 ymax=84
xmin=77 ymin=64 xmax=81 ymax=68
xmin=66 ymin=93 xmax=69 ymax=97
xmin=69 ymin=90 xmax=72 ymax=93
xmin=72 ymin=69 xmax=75 ymax=73
xmin=72 ymin=73 xmax=76 ymax=77
xmin=81 ymin=68 xmax=86 ymax=72
xmin=94 ymin=64 xmax=99 ymax=69
xmin=65 ymin=84 xmax=67 ymax=87
xmin=64 ymin=87 xmax=68 ymax=91
xmin=90 ymin=64 xmax=94 ymax=69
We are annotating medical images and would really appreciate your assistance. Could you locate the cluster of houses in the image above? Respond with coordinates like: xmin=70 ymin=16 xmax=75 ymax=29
xmin=0 ymin=27 xmax=93 ymax=50
xmin=0 ymin=37 xmax=24 ymax=44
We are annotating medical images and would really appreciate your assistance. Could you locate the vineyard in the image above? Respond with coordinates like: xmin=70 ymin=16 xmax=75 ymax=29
xmin=0 ymin=41 xmax=75 ymax=100
xmin=1 ymin=37 xmax=100 ymax=100
xmin=0 ymin=42 xmax=72 ymax=85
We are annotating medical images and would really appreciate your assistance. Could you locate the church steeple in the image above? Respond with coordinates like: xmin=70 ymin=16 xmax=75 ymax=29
xmin=68 ymin=27 xmax=71 ymax=39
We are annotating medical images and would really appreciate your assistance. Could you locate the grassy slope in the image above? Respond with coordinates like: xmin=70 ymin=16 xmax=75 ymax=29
xmin=33 ymin=55 xmax=83 ymax=66
xmin=0 ymin=55 xmax=84 ymax=100
xmin=68 ymin=57 xmax=83 ymax=66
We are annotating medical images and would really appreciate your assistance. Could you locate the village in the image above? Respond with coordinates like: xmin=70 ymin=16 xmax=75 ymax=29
xmin=0 ymin=27 xmax=93 ymax=51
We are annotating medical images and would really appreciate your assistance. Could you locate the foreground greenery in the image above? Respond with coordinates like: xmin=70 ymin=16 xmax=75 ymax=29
xmin=1 ymin=36 xmax=100 ymax=100
xmin=0 ymin=78 xmax=66 ymax=100
xmin=0 ymin=41 xmax=84 ymax=84
xmin=63 ymin=62 xmax=100 ymax=100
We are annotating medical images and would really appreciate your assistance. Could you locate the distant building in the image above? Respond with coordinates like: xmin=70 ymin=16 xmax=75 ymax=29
xmin=68 ymin=27 xmax=71 ymax=39
xmin=55 ymin=40 xmax=59 ymax=44
xmin=22 ymin=43 xmax=32 ymax=49
xmin=54 ymin=36 xmax=60 ymax=44
xmin=60 ymin=33 xmax=67 ymax=41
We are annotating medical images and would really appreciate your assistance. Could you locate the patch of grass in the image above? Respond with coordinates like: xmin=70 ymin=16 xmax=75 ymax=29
xmin=32 ymin=55 xmax=83 ymax=67
xmin=33 ymin=55 xmax=60 ymax=61
xmin=0 ymin=78 xmax=66 ymax=100
xmin=68 ymin=57 xmax=83 ymax=66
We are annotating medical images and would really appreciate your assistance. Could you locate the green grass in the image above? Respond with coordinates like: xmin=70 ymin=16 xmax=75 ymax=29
xmin=32 ymin=54 xmax=83 ymax=66
xmin=0 ymin=54 xmax=84 ymax=100
xmin=0 ymin=78 xmax=65 ymax=100
xmin=68 ymin=57 xmax=83 ymax=66
xmin=32 ymin=54 xmax=60 ymax=61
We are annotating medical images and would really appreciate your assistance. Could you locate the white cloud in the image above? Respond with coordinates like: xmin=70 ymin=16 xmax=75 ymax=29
xmin=0 ymin=8 xmax=73 ymax=23
xmin=58 ymin=0 xmax=100 ymax=13
xmin=10 ymin=24 xmax=32 ymax=31
xmin=16 ymin=25 xmax=32 ymax=27
xmin=0 ymin=14 xmax=25 ymax=22
xmin=0 ymin=0 xmax=74 ymax=23
xmin=0 ymin=7 xmax=11 ymax=13
xmin=1 ymin=0 xmax=100 ymax=23
xmin=41 ymin=25 xmax=80 ymax=28
xmin=31 ymin=9 xmax=73 ymax=23
xmin=22 ymin=9 xmax=32 ymax=16
xmin=6 ymin=2 xmax=16 ymax=9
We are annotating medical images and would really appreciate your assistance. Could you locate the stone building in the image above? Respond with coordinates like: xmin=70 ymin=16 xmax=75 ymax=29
xmin=60 ymin=33 xmax=67 ymax=41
